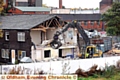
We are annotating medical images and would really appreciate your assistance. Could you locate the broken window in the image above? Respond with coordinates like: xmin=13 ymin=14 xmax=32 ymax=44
xmin=44 ymin=50 xmax=51 ymax=58
xmin=5 ymin=32 xmax=9 ymax=41
xmin=1 ymin=49 xmax=9 ymax=59
xmin=18 ymin=50 xmax=26 ymax=60
xmin=17 ymin=32 xmax=25 ymax=42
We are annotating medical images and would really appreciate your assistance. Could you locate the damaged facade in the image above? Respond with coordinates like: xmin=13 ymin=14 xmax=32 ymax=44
xmin=0 ymin=15 xmax=78 ymax=63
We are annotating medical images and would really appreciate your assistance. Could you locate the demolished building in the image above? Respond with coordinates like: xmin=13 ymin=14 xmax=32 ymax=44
xmin=0 ymin=15 xmax=78 ymax=63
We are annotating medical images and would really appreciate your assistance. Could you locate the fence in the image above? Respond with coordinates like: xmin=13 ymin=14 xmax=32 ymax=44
xmin=1 ymin=56 xmax=120 ymax=74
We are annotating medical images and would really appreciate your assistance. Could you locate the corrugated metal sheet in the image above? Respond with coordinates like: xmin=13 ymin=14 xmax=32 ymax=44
xmin=112 ymin=36 xmax=118 ymax=43
xmin=103 ymin=37 xmax=112 ymax=51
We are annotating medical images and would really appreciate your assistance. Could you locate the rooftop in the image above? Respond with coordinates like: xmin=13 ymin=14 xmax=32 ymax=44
xmin=0 ymin=15 xmax=59 ymax=30
xmin=15 ymin=7 xmax=51 ymax=12
xmin=50 ymin=14 xmax=102 ymax=21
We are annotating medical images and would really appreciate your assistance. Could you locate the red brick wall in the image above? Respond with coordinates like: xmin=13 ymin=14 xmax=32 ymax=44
xmin=8 ymin=8 xmax=23 ymax=14
xmin=65 ymin=20 xmax=105 ymax=31
xmin=81 ymin=21 xmax=104 ymax=31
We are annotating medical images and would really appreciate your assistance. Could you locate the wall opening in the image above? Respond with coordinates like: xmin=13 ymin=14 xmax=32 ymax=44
xmin=59 ymin=49 xmax=62 ymax=57
xmin=44 ymin=50 xmax=51 ymax=58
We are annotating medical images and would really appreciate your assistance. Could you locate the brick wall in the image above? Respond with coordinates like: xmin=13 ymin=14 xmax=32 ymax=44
xmin=100 ymin=0 xmax=113 ymax=13
xmin=65 ymin=20 xmax=105 ymax=31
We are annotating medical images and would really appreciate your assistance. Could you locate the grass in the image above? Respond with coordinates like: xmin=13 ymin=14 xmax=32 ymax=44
xmin=78 ymin=70 xmax=120 ymax=80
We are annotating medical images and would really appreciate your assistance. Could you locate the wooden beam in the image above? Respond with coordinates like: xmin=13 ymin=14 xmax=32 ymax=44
xmin=61 ymin=21 xmax=65 ymax=27
xmin=31 ymin=28 xmax=46 ymax=32
xmin=46 ymin=20 xmax=49 ymax=27
xmin=47 ymin=18 xmax=54 ymax=27
xmin=38 ymin=25 xmax=49 ymax=29
xmin=54 ymin=19 xmax=62 ymax=28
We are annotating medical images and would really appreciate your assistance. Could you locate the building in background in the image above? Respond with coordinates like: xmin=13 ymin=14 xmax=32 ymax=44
xmin=15 ymin=0 xmax=42 ymax=7
xmin=8 ymin=6 xmax=51 ymax=14
xmin=4 ymin=0 xmax=13 ymax=9
xmin=50 ymin=14 xmax=105 ymax=31
xmin=99 ymin=0 xmax=120 ymax=14
xmin=50 ymin=8 xmax=99 ymax=14
xmin=35 ymin=0 xmax=42 ymax=7
xmin=15 ymin=0 xmax=28 ymax=6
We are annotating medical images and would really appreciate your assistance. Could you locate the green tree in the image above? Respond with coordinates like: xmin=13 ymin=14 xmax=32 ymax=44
xmin=42 ymin=4 xmax=48 ymax=8
xmin=101 ymin=2 xmax=120 ymax=36
xmin=62 ymin=6 xmax=65 ymax=9
xmin=95 ymin=7 xmax=99 ymax=10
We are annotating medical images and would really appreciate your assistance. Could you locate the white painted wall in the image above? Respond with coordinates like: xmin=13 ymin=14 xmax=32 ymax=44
xmin=36 ymin=49 xmax=43 ymax=60
xmin=31 ymin=46 xmax=77 ymax=61
xmin=2 ymin=56 xmax=120 ymax=74
xmin=30 ymin=30 xmax=41 ymax=45
xmin=46 ymin=28 xmax=60 ymax=40
xmin=31 ymin=47 xmax=59 ymax=61
xmin=50 ymin=9 xmax=70 ymax=14
xmin=48 ymin=28 xmax=77 ymax=45
xmin=63 ymin=28 xmax=77 ymax=45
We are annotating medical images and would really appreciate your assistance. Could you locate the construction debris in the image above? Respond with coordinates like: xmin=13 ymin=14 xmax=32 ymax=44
xmin=75 ymin=64 xmax=103 ymax=77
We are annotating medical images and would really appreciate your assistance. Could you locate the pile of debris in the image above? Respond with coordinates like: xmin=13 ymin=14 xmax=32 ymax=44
xmin=75 ymin=59 xmax=120 ymax=77
xmin=75 ymin=64 xmax=104 ymax=77
xmin=104 ymin=42 xmax=120 ymax=56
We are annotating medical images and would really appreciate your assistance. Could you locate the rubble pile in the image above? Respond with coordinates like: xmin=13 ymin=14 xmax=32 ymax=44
xmin=75 ymin=64 xmax=103 ymax=77
xmin=104 ymin=42 xmax=120 ymax=57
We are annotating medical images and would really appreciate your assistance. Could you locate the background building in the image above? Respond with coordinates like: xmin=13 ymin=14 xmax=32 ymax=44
xmin=15 ymin=0 xmax=42 ymax=7
xmin=99 ymin=0 xmax=120 ymax=14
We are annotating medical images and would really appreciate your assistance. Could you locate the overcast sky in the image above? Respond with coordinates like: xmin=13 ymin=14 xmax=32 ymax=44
xmin=43 ymin=0 xmax=102 ymax=8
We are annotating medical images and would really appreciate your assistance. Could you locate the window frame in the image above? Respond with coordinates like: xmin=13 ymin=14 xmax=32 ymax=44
xmin=18 ymin=50 xmax=26 ymax=60
xmin=1 ymin=49 xmax=9 ymax=59
xmin=17 ymin=32 xmax=25 ymax=42
xmin=5 ymin=32 xmax=9 ymax=41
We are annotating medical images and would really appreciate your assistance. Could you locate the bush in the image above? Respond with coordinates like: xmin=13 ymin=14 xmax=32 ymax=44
xmin=15 ymin=60 xmax=19 ymax=64
xmin=101 ymin=65 xmax=116 ymax=78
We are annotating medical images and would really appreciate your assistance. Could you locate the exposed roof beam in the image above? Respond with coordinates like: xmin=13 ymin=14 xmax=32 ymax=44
xmin=31 ymin=28 xmax=46 ymax=32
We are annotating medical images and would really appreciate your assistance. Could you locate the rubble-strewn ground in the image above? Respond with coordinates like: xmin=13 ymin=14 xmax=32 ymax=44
xmin=103 ymin=51 xmax=120 ymax=57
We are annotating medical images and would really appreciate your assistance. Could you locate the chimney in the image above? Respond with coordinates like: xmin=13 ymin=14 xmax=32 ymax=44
xmin=59 ymin=0 xmax=62 ymax=9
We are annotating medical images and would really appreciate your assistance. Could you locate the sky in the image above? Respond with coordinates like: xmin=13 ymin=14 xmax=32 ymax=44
xmin=43 ymin=0 xmax=102 ymax=9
